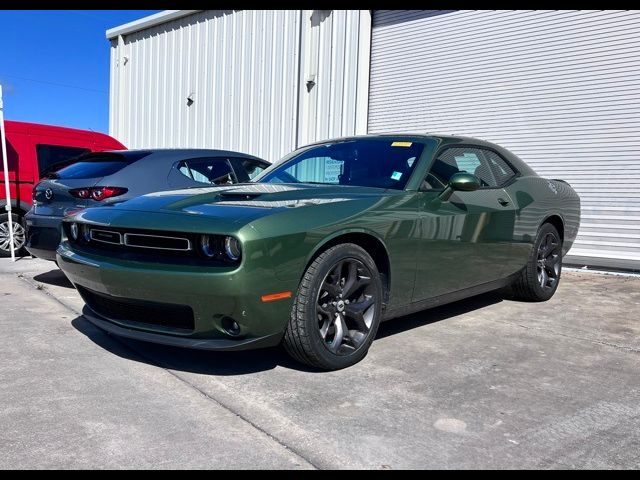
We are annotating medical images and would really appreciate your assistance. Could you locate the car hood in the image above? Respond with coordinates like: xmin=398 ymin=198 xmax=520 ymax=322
xmin=109 ymin=183 xmax=389 ymax=216
xmin=69 ymin=183 xmax=396 ymax=234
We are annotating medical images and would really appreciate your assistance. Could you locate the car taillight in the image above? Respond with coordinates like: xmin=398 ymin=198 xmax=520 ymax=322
xmin=91 ymin=186 xmax=128 ymax=201
xmin=69 ymin=187 xmax=128 ymax=201
xmin=70 ymin=188 xmax=91 ymax=199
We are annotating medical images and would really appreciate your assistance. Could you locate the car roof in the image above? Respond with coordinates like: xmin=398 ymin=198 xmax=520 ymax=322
xmin=303 ymin=133 xmax=504 ymax=150
xmin=300 ymin=133 xmax=536 ymax=176
xmin=83 ymin=148 xmax=269 ymax=165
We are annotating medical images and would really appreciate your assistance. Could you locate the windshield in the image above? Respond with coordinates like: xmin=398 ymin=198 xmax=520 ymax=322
xmin=258 ymin=139 xmax=426 ymax=190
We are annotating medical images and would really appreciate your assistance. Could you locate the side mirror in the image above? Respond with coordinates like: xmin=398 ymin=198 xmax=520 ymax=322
xmin=439 ymin=172 xmax=480 ymax=201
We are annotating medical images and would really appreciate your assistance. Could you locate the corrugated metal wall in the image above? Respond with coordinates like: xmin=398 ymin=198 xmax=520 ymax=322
xmin=368 ymin=10 xmax=640 ymax=270
xmin=109 ymin=10 xmax=301 ymax=162
xmin=109 ymin=10 xmax=368 ymax=163
xmin=297 ymin=10 xmax=364 ymax=145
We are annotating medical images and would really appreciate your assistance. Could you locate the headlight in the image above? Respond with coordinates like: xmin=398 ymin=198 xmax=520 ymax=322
xmin=81 ymin=224 xmax=91 ymax=242
xmin=70 ymin=223 xmax=79 ymax=241
xmin=224 ymin=236 xmax=241 ymax=261
xmin=199 ymin=234 xmax=216 ymax=258
xmin=198 ymin=234 xmax=241 ymax=262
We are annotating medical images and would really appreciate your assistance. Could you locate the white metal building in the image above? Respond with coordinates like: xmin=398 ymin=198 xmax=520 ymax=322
xmin=107 ymin=10 xmax=370 ymax=162
xmin=107 ymin=10 xmax=640 ymax=271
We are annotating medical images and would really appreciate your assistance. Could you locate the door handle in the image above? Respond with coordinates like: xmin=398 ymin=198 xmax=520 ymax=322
xmin=497 ymin=198 xmax=510 ymax=206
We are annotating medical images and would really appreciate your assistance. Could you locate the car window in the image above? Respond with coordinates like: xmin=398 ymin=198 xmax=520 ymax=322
xmin=424 ymin=146 xmax=500 ymax=189
xmin=260 ymin=139 xmax=426 ymax=190
xmin=243 ymin=159 xmax=267 ymax=180
xmin=178 ymin=158 xmax=236 ymax=185
xmin=54 ymin=152 xmax=151 ymax=179
xmin=36 ymin=144 xmax=91 ymax=177
xmin=228 ymin=157 xmax=268 ymax=183
xmin=484 ymin=150 xmax=516 ymax=185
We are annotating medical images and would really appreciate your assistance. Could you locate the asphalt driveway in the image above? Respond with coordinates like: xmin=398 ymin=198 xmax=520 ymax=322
xmin=1 ymin=257 xmax=639 ymax=469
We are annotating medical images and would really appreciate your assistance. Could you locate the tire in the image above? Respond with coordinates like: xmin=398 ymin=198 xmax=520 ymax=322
xmin=511 ymin=223 xmax=563 ymax=301
xmin=0 ymin=213 xmax=26 ymax=258
xmin=283 ymin=243 xmax=383 ymax=370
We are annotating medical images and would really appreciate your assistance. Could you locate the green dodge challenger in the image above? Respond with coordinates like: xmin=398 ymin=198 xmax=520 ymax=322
xmin=57 ymin=135 xmax=580 ymax=370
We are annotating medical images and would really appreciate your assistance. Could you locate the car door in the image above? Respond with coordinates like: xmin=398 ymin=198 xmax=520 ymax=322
xmin=412 ymin=145 xmax=517 ymax=302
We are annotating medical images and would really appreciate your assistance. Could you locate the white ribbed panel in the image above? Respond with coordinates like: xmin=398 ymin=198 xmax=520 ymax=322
xmin=369 ymin=10 xmax=640 ymax=270
xmin=109 ymin=10 xmax=365 ymax=163
xmin=297 ymin=10 xmax=363 ymax=145
xmin=110 ymin=10 xmax=301 ymax=162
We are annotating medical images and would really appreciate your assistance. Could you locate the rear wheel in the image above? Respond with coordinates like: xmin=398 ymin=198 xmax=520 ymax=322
xmin=0 ymin=213 xmax=26 ymax=258
xmin=511 ymin=223 xmax=562 ymax=301
xmin=283 ymin=243 xmax=383 ymax=370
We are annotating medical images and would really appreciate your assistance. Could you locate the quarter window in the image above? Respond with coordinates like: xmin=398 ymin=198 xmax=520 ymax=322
xmin=484 ymin=150 xmax=516 ymax=185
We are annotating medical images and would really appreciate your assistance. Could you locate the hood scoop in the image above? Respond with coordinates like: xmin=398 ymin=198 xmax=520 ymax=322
xmin=216 ymin=192 xmax=263 ymax=201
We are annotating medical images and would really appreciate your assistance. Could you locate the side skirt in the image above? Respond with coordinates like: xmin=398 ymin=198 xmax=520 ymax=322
xmin=382 ymin=273 xmax=520 ymax=322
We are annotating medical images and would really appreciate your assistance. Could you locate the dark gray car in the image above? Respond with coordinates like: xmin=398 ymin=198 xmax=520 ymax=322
xmin=25 ymin=149 xmax=269 ymax=261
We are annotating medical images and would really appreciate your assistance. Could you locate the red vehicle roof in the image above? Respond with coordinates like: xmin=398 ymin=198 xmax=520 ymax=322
xmin=4 ymin=120 xmax=126 ymax=149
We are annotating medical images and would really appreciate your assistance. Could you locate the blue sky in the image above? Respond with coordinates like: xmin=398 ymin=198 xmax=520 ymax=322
xmin=0 ymin=10 xmax=159 ymax=134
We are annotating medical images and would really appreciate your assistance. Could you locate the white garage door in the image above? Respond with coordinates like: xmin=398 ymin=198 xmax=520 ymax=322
xmin=369 ymin=10 xmax=640 ymax=271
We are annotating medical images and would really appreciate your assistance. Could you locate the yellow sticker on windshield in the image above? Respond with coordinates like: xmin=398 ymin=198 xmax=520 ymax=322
xmin=391 ymin=141 xmax=413 ymax=147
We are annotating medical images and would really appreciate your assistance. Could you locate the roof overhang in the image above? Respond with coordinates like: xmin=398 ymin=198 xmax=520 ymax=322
xmin=106 ymin=10 xmax=202 ymax=39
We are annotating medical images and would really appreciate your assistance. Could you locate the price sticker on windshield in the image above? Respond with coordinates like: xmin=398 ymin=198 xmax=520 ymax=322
xmin=391 ymin=141 xmax=413 ymax=147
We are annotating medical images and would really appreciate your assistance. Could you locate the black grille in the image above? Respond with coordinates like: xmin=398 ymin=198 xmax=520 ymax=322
xmin=90 ymin=229 xmax=122 ymax=245
xmin=64 ymin=224 xmax=239 ymax=267
xmin=88 ymin=227 xmax=191 ymax=251
xmin=78 ymin=286 xmax=195 ymax=331
xmin=124 ymin=233 xmax=191 ymax=251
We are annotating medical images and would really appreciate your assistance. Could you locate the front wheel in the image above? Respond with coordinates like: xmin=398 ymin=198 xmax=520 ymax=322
xmin=511 ymin=223 xmax=563 ymax=301
xmin=0 ymin=213 xmax=26 ymax=258
xmin=283 ymin=243 xmax=383 ymax=370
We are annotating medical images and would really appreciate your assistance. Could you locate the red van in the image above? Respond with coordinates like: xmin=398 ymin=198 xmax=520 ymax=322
xmin=0 ymin=120 xmax=125 ymax=257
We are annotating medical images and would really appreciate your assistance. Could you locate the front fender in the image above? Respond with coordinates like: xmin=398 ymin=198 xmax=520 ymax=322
xmin=262 ymin=226 xmax=390 ymax=284
xmin=303 ymin=227 xmax=390 ymax=273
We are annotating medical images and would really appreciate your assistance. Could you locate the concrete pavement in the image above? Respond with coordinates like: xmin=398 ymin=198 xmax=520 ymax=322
xmin=1 ymin=256 xmax=640 ymax=469
xmin=0 ymin=259 xmax=312 ymax=469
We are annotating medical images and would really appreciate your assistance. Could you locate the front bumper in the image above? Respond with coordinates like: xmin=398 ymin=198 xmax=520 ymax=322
xmin=81 ymin=304 xmax=283 ymax=350
xmin=25 ymin=211 xmax=62 ymax=261
xmin=57 ymin=241 xmax=295 ymax=350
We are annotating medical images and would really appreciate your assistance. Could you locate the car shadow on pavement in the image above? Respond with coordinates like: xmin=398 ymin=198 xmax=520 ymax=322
xmin=70 ymin=290 xmax=505 ymax=375
xmin=70 ymin=314 xmax=304 ymax=375
xmin=376 ymin=290 xmax=504 ymax=339
xmin=33 ymin=269 xmax=74 ymax=289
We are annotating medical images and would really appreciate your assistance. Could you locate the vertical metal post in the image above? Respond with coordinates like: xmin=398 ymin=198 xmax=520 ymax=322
xmin=355 ymin=10 xmax=372 ymax=135
xmin=0 ymin=84 xmax=16 ymax=261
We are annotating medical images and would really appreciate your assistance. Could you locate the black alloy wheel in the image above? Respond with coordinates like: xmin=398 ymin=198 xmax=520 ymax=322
xmin=283 ymin=243 xmax=383 ymax=370
xmin=511 ymin=222 xmax=563 ymax=302
xmin=536 ymin=231 xmax=561 ymax=291
xmin=316 ymin=258 xmax=376 ymax=356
